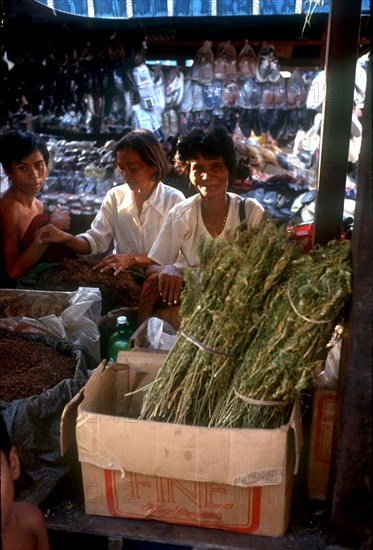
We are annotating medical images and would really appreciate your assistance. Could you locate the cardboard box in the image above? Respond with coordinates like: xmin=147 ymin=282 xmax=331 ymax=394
xmin=61 ymin=351 xmax=302 ymax=537
xmin=307 ymin=389 xmax=337 ymax=501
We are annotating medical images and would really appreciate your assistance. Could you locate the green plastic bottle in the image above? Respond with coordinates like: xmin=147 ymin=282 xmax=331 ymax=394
xmin=107 ymin=316 xmax=132 ymax=363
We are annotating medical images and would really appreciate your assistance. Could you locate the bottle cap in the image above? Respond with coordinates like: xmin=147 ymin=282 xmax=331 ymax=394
xmin=117 ymin=315 xmax=128 ymax=325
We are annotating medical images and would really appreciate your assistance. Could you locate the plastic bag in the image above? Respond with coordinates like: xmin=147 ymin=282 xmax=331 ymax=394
xmin=0 ymin=287 xmax=102 ymax=362
xmin=317 ymin=340 xmax=341 ymax=390
xmin=317 ymin=325 xmax=343 ymax=390
xmin=146 ymin=316 xmax=176 ymax=351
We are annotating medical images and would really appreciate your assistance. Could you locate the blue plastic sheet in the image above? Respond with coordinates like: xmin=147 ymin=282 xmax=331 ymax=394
xmin=34 ymin=0 xmax=371 ymax=19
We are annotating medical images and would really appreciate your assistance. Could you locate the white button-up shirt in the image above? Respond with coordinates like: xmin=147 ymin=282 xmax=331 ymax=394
xmin=148 ymin=192 xmax=264 ymax=269
xmin=77 ymin=182 xmax=185 ymax=256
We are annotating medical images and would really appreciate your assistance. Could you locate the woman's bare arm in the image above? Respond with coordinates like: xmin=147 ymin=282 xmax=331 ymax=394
xmin=33 ymin=224 xmax=91 ymax=254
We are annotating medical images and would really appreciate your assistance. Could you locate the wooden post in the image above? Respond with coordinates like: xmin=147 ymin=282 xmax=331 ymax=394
xmin=312 ymin=0 xmax=362 ymax=247
xmin=327 ymin=46 xmax=372 ymax=550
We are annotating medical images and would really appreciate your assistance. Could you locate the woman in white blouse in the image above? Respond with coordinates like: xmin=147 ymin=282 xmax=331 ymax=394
xmin=34 ymin=129 xmax=185 ymax=274
xmin=145 ymin=125 xmax=264 ymax=308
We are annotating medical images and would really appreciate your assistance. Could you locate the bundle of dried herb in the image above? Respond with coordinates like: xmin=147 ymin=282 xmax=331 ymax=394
xmin=140 ymin=219 xmax=352 ymax=429
xmin=215 ymin=239 xmax=352 ymax=428
xmin=140 ymin=218 xmax=303 ymax=425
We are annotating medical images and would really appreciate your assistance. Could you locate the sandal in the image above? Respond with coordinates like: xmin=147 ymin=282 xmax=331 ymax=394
xmin=272 ymin=76 xmax=287 ymax=110
xmin=192 ymin=81 xmax=204 ymax=111
xmin=286 ymin=70 xmax=306 ymax=109
xmin=132 ymin=63 xmax=157 ymax=110
xmin=237 ymin=40 xmax=257 ymax=80
xmin=222 ymin=79 xmax=239 ymax=107
xmin=190 ymin=40 xmax=214 ymax=84
xmin=180 ymin=77 xmax=193 ymax=112
xmin=256 ymin=45 xmax=280 ymax=83
xmin=239 ymin=77 xmax=262 ymax=109
xmin=202 ymin=80 xmax=215 ymax=110
xmin=165 ymin=69 xmax=184 ymax=108
xmin=214 ymin=41 xmax=237 ymax=80
xmin=239 ymin=108 xmax=254 ymax=138
xmin=262 ymin=82 xmax=275 ymax=109
xmin=152 ymin=64 xmax=166 ymax=110
xmin=168 ymin=108 xmax=179 ymax=136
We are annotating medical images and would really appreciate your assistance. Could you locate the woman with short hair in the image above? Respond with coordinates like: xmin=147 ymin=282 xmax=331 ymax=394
xmin=144 ymin=125 xmax=264 ymax=309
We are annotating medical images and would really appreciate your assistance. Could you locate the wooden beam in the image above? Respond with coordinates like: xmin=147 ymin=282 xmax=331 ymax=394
xmin=312 ymin=0 xmax=362 ymax=246
xmin=327 ymin=35 xmax=372 ymax=550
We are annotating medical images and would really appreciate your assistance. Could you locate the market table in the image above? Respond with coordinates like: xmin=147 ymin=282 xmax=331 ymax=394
xmin=46 ymin=502 xmax=327 ymax=550
xmin=45 ymin=457 xmax=328 ymax=550
xmin=47 ymin=505 xmax=327 ymax=550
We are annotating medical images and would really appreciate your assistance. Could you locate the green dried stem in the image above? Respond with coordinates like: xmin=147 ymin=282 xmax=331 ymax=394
xmin=140 ymin=223 xmax=352 ymax=430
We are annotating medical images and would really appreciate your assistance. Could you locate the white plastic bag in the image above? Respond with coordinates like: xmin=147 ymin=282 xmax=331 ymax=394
xmin=146 ymin=316 xmax=176 ymax=351
xmin=0 ymin=287 xmax=102 ymax=362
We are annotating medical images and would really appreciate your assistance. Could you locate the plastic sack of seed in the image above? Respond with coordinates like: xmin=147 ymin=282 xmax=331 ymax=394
xmin=0 ymin=287 xmax=102 ymax=362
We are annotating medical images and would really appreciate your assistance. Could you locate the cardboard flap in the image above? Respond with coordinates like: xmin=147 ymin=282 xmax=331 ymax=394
xmin=60 ymin=361 xmax=106 ymax=455
xmin=76 ymin=412 xmax=290 ymax=486
xmin=117 ymin=349 xmax=166 ymax=369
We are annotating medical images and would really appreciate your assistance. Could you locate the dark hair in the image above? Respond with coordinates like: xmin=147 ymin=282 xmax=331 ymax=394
xmin=174 ymin=125 xmax=237 ymax=182
xmin=114 ymin=129 xmax=170 ymax=184
xmin=0 ymin=129 xmax=49 ymax=172
xmin=0 ymin=412 xmax=11 ymax=460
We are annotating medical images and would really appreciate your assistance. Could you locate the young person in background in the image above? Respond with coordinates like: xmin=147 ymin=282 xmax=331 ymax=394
xmin=0 ymin=129 xmax=71 ymax=287
xmin=1 ymin=414 xmax=50 ymax=550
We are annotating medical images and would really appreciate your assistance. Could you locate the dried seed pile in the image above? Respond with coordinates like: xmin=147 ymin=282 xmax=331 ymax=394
xmin=0 ymin=291 xmax=70 ymax=318
xmin=140 ymin=219 xmax=352 ymax=429
xmin=26 ymin=258 xmax=142 ymax=315
xmin=0 ymin=333 xmax=77 ymax=401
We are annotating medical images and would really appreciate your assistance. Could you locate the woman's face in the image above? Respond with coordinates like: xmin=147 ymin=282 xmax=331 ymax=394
xmin=189 ymin=154 xmax=228 ymax=199
xmin=7 ymin=150 xmax=47 ymax=196
xmin=116 ymin=148 xmax=156 ymax=193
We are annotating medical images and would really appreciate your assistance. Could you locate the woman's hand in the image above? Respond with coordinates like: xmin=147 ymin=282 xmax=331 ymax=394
xmin=93 ymin=253 xmax=150 ymax=275
xmin=50 ymin=204 xmax=71 ymax=231
xmin=157 ymin=265 xmax=184 ymax=306
xmin=34 ymin=224 xmax=67 ymax=244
